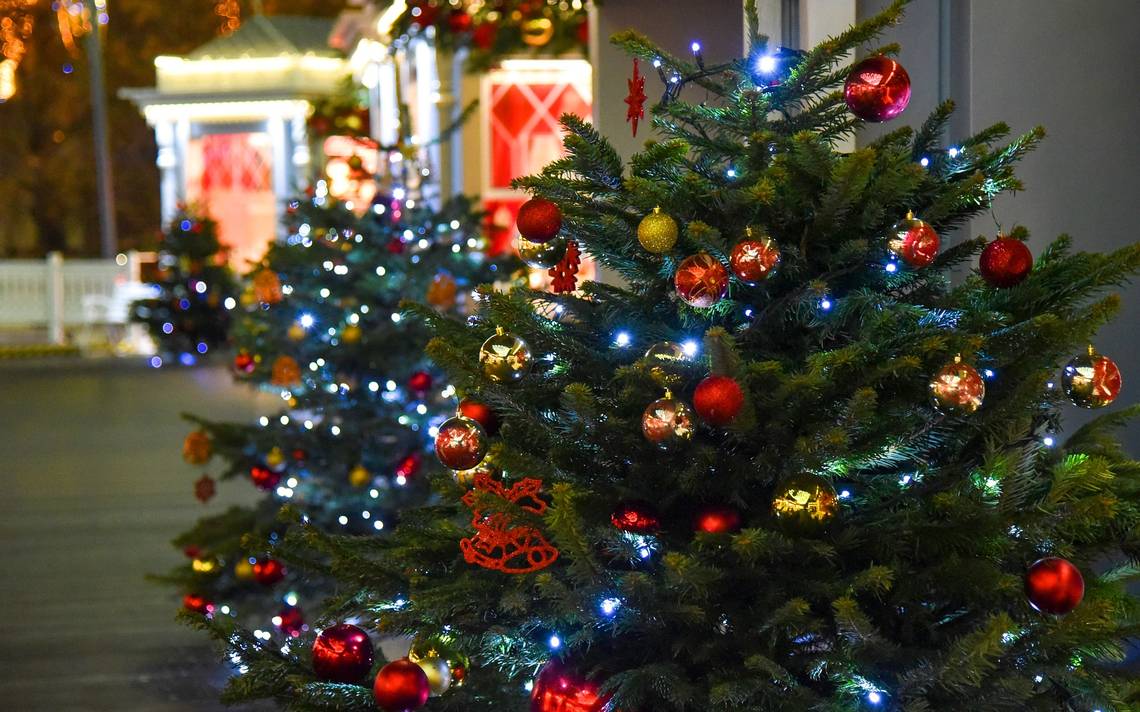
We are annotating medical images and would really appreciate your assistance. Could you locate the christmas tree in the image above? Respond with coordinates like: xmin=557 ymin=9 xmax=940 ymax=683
xmin=166 ymin=184 xmax=517 ymax=641
xmin=131 ymin=206 xmax=236 ymax=365
xmin=191 ymin=2 xmax=1140 ymax=710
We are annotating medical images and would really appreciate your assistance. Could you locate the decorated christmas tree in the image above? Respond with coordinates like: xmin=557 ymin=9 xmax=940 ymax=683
xmin=131 ymin=206 xmax=236 ymax=365
xmin=189 ymin=2 xmax=1140 ymax=710
xmin=166 ymin=183 xmax=517 ymax=641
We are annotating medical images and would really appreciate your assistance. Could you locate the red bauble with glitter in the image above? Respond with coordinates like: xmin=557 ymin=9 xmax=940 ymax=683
xmin=730 ymin=235 xmax=781 ymax=284
xmin=674 ymin=253 xmax=729 ymax=308
xmin=253 ymin=558 xmax=286 ymax=586
xmin=1025 ymin=557 xmax=1084 ymax=615
xmin=233 ymin=350 xmax=256 ymax=374
xmin=408 ymin=370 xmax=433 ymax=396
xmin=434 ymin=416 xmax=488 ymax=470
xmin=979 ymin=236 xmax=1033 ymax=287
xmin=373 ymin=658 xmax=430 ymax=712
xmin=249 ymin=465 xmax=282 ymax=491
xmin=530 ymin=660 xmax=610 ymax=712
xmin=693 ymin=375 xmax=744 ymax=426
xmin=516 ymin=197 xmax=563 ymax=244
xmin=610 ymin=499 xmax=661 ymax=534
xmin=312 ymin=623 xmax=375 ymax=683
xmin=844 ymin=55 xmax=911 ymax=122
xmin=276 ymin=606 xmax=305 ymax=636
xmin=888 ymin=214 xmax=940 ymax=268
xmin=694 ymin=504 xmax=743 ymax=533
xmin=182 ymin=593 xmax=213 ymax=615
xmin=458 ymin=397 xmax=500 ymax=435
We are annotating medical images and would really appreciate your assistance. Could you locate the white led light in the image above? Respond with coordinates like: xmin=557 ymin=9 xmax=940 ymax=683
xmin=600 ymin=597 xmax=621 ymax=616
xmin=548 ymin=634 xmax=561 ymax=650
xmin=224 ymin=297 xmax=236 ymax=310
xmin=338 ymin=515 xmax=348 ymax=525
xmin=368 ymin=381 xmax=380 ymax=392
xmin=614 ymin=331 xmax=631 ymax=347
xmin=299 ymin=313 xmax=314 ymax=328
xmin=330 ymin=425 xmax=341 ymax=436
xmin=319 ymin=288 xmax=330 ymax=298
xmin=757 ymin=54 xmax=777 ymax=74
xmin=391 ymin=313 xmax=402 ymax=323
xmin=373 ymin=520 xmax=384 ymax=530
xmin=681 ymin=340 xmax=699 ymax=357
xmin=920 ymin=157 xmax=930 ymax=167
xmin=690 ymin=41 xmax=701 ymax=53
xmin=868 ymin=691 xmax=882 ymax=705
xmin=259 ymin=416 xmax=269 ymax=426
xmin=279 ymin=415 xmax=289 ymax=425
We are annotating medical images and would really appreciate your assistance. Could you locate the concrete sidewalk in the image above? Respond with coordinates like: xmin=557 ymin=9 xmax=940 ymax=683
xmin=0 ymin=360 xmax=274 ymax=710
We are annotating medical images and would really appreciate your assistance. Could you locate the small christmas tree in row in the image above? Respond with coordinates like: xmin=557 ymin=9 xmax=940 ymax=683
xmin=166 ymin=186 xmax=518 ymax=638
xmin=131 ymin=206 xmax=236 ymax=365
xmin=188 ymin=2 xmax=1140 ymax=710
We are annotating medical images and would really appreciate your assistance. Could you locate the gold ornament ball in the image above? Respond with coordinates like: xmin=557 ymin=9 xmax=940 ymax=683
xmin=341 ymin=324 xmax=362 ymax=344
xmin=287 ymin=323 xmax=306 ymax=342
xmin=771 ymin=472 xmax=839 ymax=534
xmin=637 ymin=207 xmax=679 ymax=254
xmin=1062 ymin=348 xmax=1122 ymax=409
xmin=518 ymin=235 xmax=567 ymax=269
xmin=641 ymin=392 xmax=694 ymax=445
xmin=479 ymin=329 xmax=533 ymax=383
xmin=414 ymin=654 xmax=453 ymax=696
xmin=265 ymin=446 xmax=287 ymax=471
xmin=929 ymin=358 xmax=985 ymax=414
xmin=191 ymin=557 xmax=219 ymax=574
xmin=348 ymin=464 xmax=371 ymax=488
xmin=521 ymin=16 xmax=554 ymax=46
xmin=234 ymin=559 xmax=254 ymax=580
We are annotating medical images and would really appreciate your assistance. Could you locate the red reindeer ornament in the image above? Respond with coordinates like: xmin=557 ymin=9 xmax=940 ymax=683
xmin=460 ymin=473 xmax=559 ymax=574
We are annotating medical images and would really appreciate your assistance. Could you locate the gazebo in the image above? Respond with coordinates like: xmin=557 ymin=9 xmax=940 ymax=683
xmin=121 ymin=15 xmax=350 ymax=266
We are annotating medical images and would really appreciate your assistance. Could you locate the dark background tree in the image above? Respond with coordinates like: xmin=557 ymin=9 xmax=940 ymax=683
xmin=0 ymin=0 xmax=346 ymax=258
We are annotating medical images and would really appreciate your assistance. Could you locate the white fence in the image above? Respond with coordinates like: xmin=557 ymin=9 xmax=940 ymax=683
xmin=0 ymin=252 xmax=155 ymax=345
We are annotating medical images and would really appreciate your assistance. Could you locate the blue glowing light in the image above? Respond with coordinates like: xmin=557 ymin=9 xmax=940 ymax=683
xmin=179 ymin=353 xmax=197 ymax=367
xmin=983 ymin=368 xmax=995 ymax=379
xmin=920 ymin=157 xmax=930 ymax=167
xmin=681 ymin=340 xmax=699 ymax=357
xmin=867 ymin=691 xmax=883 ymax=704
xmin=196 ymin=342 xmax=208 ymax=354
xmin=149 ymin=356 xmax=163 ymax=368
xmin=161 ymin=322 xmax=174 ymax=334
xmin=820 ymin=298 xmax=833 ymax=311
xmin=180 ymin=220 xmax=192 ymax=231
xmin=1042 ymin=436 xmax=1055 ymax=447
xmin=690 ymin=41 xmax=701 ymax=53
xmin=600 ymin=598 xmax=622 ymax=616
xmin=614 ymin=331 xmax=631 ymax=348
xmin=62 ymin=63 xmax=74 ymax=74
xmin=885 ymin=262 xmax=898 ymax=273
xmin=548 ymin=634 xmax=561 ymax=650
xmin=757 ymin=54 xmax=778 ymax=75
xmin=178 ymin=299 xmax=191 ymax=310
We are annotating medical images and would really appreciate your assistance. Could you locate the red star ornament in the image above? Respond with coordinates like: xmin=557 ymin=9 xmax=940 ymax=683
xmin=625 ymin=58 xmax=647 ymax=137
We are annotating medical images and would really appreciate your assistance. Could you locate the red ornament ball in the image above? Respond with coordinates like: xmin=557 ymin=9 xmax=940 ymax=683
xmin=730 ymin=235 xmax=781 ymax=284
xmin=313 ymin=623 xmax=375 ymax=683
xmin=408 ymin=370 xmax=433 ymax=396
xmin=888 ymin=214 xmax=940 ymax=268
xmin=447 ymin=9 xmax=472 ymax=33
xmin=275 ymin=606 xmax=305 ymax=636
xmin=979 ymin=236 xmax=1033 ymax=287
xmin=530 ymin=660 xmax=609 ymax=712
xmin=458 ymin=397 xmax=500 ymax=435
xmin=249 ymin=465 xmax=282 ymax=491
xmin=252 ymin=558 xmax=286 ymax=586
xmin=693 ymin=375 xmax=744 ymax=426
xmin=516 ymin=197 xmax=563 ymax=244
xmin=182 ymin=593 xmax=213 ymax=615
xmin=396 ymin=452 xmax=423 ymax=480
xmin=844 ymin=55 xmax=911 ymax=122
xmin=694 ymin=504 xmax=743 ymax=534
xmin=434 ymin=416 xmax=488 ymax=470
xmin=610 ymin=499 xmax=661 ymax=534
xmin=472 ymin=21 xmax=497 ymax=50
xmin=1025 ymin=557 xmax=1084 ymax=615
xmin=674 ymin=253 xmax=729 ymax=308
xmin=233 ymin=350 xmax=256 ymax=374
xmin=373 ymin=658 xmax=431 ymax=712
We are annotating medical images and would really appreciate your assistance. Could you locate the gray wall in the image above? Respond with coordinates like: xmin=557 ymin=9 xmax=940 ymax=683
xmin=592 ymin=0 xmax=745 ymax=162
xmin=859 ymin=0 xmax=1140 ymax=453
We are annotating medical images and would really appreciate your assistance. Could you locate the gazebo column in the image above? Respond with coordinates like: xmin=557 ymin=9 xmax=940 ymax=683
xmin=268 ymin=114 xmax=290 ymax=233
xmin=290 ymin=113 xmax=310 ymax=193
xmin=153 ymin=117 xmax=189 ymax=225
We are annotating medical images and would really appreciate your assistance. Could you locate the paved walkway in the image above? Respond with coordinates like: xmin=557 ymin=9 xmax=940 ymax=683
xmin=0 ymin=360 xmax=273 ymax=711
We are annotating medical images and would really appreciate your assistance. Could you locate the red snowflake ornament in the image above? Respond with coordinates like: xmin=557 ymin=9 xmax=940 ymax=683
xmin=548 ymin=240 xmax=581 ymax=293
xmin=460 ymin=473 xmax=559 ymax=574
xmin=194 ymin=475 xmax=216 ymax=503
xmin=625 ymin=58 xmax=647 ymax=137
